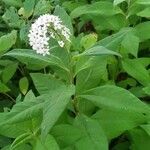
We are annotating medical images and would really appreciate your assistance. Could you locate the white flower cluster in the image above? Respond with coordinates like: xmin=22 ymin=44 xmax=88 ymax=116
xmin=28 ymin=14 xmax=71 ymax=56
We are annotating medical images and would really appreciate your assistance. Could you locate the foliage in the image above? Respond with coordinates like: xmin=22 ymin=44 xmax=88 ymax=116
xmin=0 ymin=0 xmax=150 ymax=149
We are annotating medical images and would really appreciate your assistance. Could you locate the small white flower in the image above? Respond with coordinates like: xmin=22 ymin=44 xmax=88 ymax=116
xmin=28 ymin=14 xmax=71 ymax=56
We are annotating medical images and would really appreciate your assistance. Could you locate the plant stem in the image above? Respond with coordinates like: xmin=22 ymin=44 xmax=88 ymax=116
xmin=3 ymin=93 xmax=16 ymax=103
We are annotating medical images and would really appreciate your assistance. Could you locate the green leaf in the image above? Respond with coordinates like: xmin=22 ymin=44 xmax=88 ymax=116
xmin=93 ymin=109 xmax=147 ymax=139
xmin=19 ymin=24 xmax=30 ymax=44
xmin=0 ymin=97 xmax=44 ymax=125
xmin=92 ymin=14 xmax=127 ymax=31
xmin=143 ymin=85 xmax=150 ymax=95
xmin=41 ymin=84 xmax=75 ymax=139
xmin=113 ymin=0 xmax=126 ymax=6
xmin=74 ymin=57 xmax=95 ymax=76
xmin=129 ymin=128 xmax=150 ymax=150
xmin=22 ymin=0 xmax=35 ymax=19
xmin=74 ymin=115 xmax=108 ymax=150
xmin=2 ymin=0 xmax=22 ymax=7
xmin=71 ymin=1 xmax=122 ymax=18
xmin=34 ymin=135 xmax=60 ymax=150
xmin=24 ymin=90 xmax=35 ymax=102
xmin=0 ymin=113 xmax=33 ymax=138
xmin=137 ymin=7 xmax=150 ymax=18
xmin=31 ymin=73 xmax=68 ymax=95
xmin=19 ymin=77 xmax=29 ymax=95
xmin=54 ymin=6 xmax=73 ymax=35
xmin=122 ymin=59 xmax=150 ymax=86
xmin=33 ymin=0 xmax=52 ymax=16
xmin=79 ymin=85 xmax=150 ymax=113
xmin=0 ymin=135 xmax=11 ymax=148
xmin=76 ymin=56 xmax=108 ymax=94
xmin=77 ymin=46 xmax=122 ymax=57
xmin=3 ymin=49 xmax=69 ymax=72
xmin=96 ymin=28 xmax=132 ymax=51
xmin=2 ymin=62 xmax=18 ymax=83
xmin=0 ymin=81 xmax=10 ymax=93
xmin=51 ymin=124 xmax=83 ymax=148
xmin=11 ymin=132 xmax=33 ymax=150
xmin=80 ymin=33 xmax=98 ymax=49
xmin=135 ymin=21 xmax=150 ymax=41
xmin=136 ymin=0 xmax=150 ymax=5
xmin=0 ymin=30 xmax=17 ymax=54
xmin=2 ymin=7 xmax=24 ymax=28
xmin=121 ymin=33 xmax=139 ymax=57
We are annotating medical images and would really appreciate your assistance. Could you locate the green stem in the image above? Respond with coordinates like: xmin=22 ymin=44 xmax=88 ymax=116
xmin=3 ymin=93 xmax=16 ymax=103
xmin=72 ymin=97 xmax=79 ymax=115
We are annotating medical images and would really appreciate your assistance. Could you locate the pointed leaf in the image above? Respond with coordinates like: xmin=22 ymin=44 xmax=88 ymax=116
xmin=3 ymin=49 xmax=69 ymax=72
xmin=41 ymin=85 xmax=75 ymax=139
xmin=74 ymin=115 xmax=108 ymax=150
xmin=79 ymin=85 xmax=150 ymax=113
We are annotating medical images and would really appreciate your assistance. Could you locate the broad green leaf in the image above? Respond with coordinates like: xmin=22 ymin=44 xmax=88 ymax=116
xmin=22 ymin=0 xmax=35 ymax=19
xmin=19 ymin=77 xmax=29 ymax=95
xmin=96 ymin=28 xmax=132 ymax=51
xmin=51 ymin=124 xmax=83 ymax=148
xmin=54 ymin=6 xmax=73 ymax=35
xmin=41 ymin=84 xmax=75 ymax=139
xmin=0 ymin=30 xmax=17 ymax=54
xmin=129 ymin=128 xmax=150 ymax=150
xmin=76 ymin=56 xmax=108 ymax=94
xmin=3 ymin=49 xmax=70 ymax=72
xmin=136 ymin=58 xmax=150 ymax=67
xmin=0 ymin=96 xmax=44 ymax=125
xmin=1 ymin=63 xmax=18 ymax=83
xmin=33 ymin=0 xmax=52 ymax=16
xmin=129 ymin=86 xmax=146 ymax=98
xmin=135 ymin=21 xmax=150 ymax=41
xmin=0 ymin=135 xmax=11 ymax=147
xmin=93 ymin=14 xmax=127 ymax=31
xmin=71 ymin=1 xmax=122 ymax=18
xmin=121 ymin=33 xmax=139 ymax=57
xmin=93 ymin=109 xmax=147 ymax=139
xmin=31 ymin=73 xmax=68 ymax=95
xmin=127 ymin=3 xmax=144 ymax=17
xmin=19 ymin=24 xmax=30 ymax=43
xmin=80 ymin=33 xmax=98 ymax=49
xmin=79 ymin=85 xmax=150 ymax=113
xmin=122 ymin=59 xmax=150 ymax=86
xmin=2 ymin=7 xmax=24 ymax=28
xmin=137 ymin=7 xmax=150 ymax=18
xmin=74 ymin=57 xmax=95 ymax=76
xmin=77 ymin=46 xmax=122 ymax=57
xmin=74 ymin=115 xmax=108 ymax=150
xmin=62 ymin=1 xmax=86 ymax=12
xmin=0 ymin=113 xmax=33 ymax=138
xmin=2 ymin=0 xmax=22 ymax=7
xmin=24 ymin=90 xmax=36 ymax=102
xmin=34 ymin=135 xmax=60 ymax=150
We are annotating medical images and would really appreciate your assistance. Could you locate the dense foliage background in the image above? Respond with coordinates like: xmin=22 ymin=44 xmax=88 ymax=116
xmin=0 ymin=0 xmax=150 ymax=149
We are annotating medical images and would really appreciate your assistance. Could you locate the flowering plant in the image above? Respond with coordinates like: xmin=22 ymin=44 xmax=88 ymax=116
xmin=0 ymin=0 xmax=150 ymax=149
xmin=28 ymin=14 xmax=71 ymax=55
